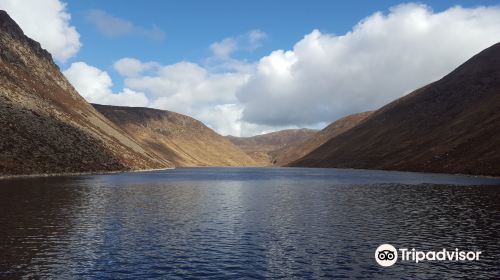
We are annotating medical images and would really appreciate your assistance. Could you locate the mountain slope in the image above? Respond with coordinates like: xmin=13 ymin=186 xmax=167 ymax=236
xmin=226 ymin=129 xmax=317 ymax=165
xmin=93 ymin=104 xmax=257 ymax=167
xmin=0 ymin=10 xmax=172 ymax=175
xmin=272 ymin=112 xmax=372 ymax=166
xmin=291 ymin=42 xmax=500 ymax=176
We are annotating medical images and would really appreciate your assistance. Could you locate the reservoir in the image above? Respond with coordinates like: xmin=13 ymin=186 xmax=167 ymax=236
xmin=1 ymin=167 xmax=499 ymax=279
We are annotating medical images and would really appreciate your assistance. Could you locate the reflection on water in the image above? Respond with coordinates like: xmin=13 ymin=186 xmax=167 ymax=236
xmin=0 ymin=167 xmax=499 ymax=279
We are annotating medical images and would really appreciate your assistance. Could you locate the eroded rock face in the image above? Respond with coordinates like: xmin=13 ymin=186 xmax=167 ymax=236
xmin=0 ymin=10 xmax=172 ymax=175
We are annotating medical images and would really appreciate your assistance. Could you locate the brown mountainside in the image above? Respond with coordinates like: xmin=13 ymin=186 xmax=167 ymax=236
xmin=291 ymin=42 xmax=500 ymax=176
xmin=93 ymin=104 xmax=257 ymax=167
xmin=226 ymin=129 xmax=317 ymax=165
xmin=0 ymin=10 xmax=172 ymax=175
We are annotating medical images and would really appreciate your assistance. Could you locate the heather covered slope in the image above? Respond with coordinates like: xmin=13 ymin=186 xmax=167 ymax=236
xmin=0 ymin=10 xmax=172 ymax=175
xmin=292 ymin=43 xmax=500 ymax=176
xmin=226 ymin=129 xmax=317 ymax=165
xmin=93 ymin=104 xmax=257 ymax=167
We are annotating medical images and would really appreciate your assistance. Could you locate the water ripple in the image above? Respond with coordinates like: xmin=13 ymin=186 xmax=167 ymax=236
xmin=0 ymin=167 xmax=499 ymax=279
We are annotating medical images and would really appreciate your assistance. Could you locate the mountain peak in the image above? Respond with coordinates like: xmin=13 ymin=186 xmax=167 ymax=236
xmin=0 ymin=10 xmax=54 ymax=64
xmin=0 ymin=10 xmax=24 ymax=38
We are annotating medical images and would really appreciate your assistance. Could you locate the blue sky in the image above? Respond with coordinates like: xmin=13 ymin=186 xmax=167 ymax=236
xmin=2 ymin=0 xmax=500 ymax=136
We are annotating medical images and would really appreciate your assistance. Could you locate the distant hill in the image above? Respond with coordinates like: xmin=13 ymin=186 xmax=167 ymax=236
xmin=272 ymin=112 xmax=372 ymax=166
xmin=226 ymin=129 xmax=317 ymax=165
xmin=93 ymin=105 xmax=257 ymax=167
xmin=291 ymin=43 xmax=500 ymax=176
xmin=0 ymin=10 xmax=171 ymax=176
xmin=227 ymin=113 xmax=371 ymax=167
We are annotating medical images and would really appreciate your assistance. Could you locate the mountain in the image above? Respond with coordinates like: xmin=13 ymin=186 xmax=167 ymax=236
xmin=93 ymin=104 xmax=257 ymax=167
xmin=271 ymin=112 xmax=372 ymax=166
xmin=291 ymin=43 xmax=500 ymax=176
xmin=0 ymin=10 xmax=172 ymax=176
xmin=227 ymin=113 xmax=371 ymax=166
xmin=226 ymin=129 xmax=317 ymax=165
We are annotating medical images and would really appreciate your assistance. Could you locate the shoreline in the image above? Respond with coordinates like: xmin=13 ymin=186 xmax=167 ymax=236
xmin=1 ymin=166 xmax=499 ymax=181
xmin=0 ymin=167 xmax=175 ymax=180
xmin=283 ymin=166 xmax=500 ymax=180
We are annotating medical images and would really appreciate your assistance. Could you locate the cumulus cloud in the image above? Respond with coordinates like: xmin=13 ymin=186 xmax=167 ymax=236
xmin=85 ymin=9 xmax=165 ymax=41
xmin=0 ymin=0 xmax=81 ymax=62
xmin=189 ymin=104 xmax=243 ymax=136
xmin=123 ymin=61 xmax=250 ymax=135
xmin=113 ymin=57 xmax=159 ymax=77
xmin=63 ymin=62 xmax=149 ymax=107
xmin=237 ymin=4 xmax=500 ymax=126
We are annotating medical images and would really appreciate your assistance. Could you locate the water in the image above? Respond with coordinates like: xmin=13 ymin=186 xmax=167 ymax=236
xmin=1 ymin=167 xmax=499 ymax=279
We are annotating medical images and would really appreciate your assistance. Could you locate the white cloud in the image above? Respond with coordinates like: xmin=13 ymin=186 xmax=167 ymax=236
xmin=104 ymin=88 xmax=149 ymax=107
xmin=192 ymin=104 xmax=244 ymax=136
xmin=209 ymin=29 xmax=267 ymax=58
xmin=113 ymin=57 xmax=159 ymax=77
xmin=205 ymin=30 xmax=267 ymax=74
xmin=210 ymin=38 xmax=238 ymax=59
xmin=0 ymin=0 xmax=81 ymax=62
xmin=63 ymin=62 xmax=149 ymax=107
xmin=247 ymin=29 xmax=267 ymax=51
xmin=237 ymin=4 xmax=500 ymax=126
xmin=125 ymin=61 xmax=249 ymax=132
xmin=85 ymin=9 xmax=165 ymax=41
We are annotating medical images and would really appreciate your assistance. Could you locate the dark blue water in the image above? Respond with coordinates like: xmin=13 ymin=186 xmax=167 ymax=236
xmin=1 ymin=167 xmax=499 ymax=279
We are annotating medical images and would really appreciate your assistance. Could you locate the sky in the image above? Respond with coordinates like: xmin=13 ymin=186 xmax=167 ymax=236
xmin=1 ymin=0 xmax=500 ymax=136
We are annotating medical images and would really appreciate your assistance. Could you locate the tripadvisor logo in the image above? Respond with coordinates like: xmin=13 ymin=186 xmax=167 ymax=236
xmin=375 ymin=244 xmax=398 ymax=267
xmin=375 ymin=244 xmax=482 ymax=267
